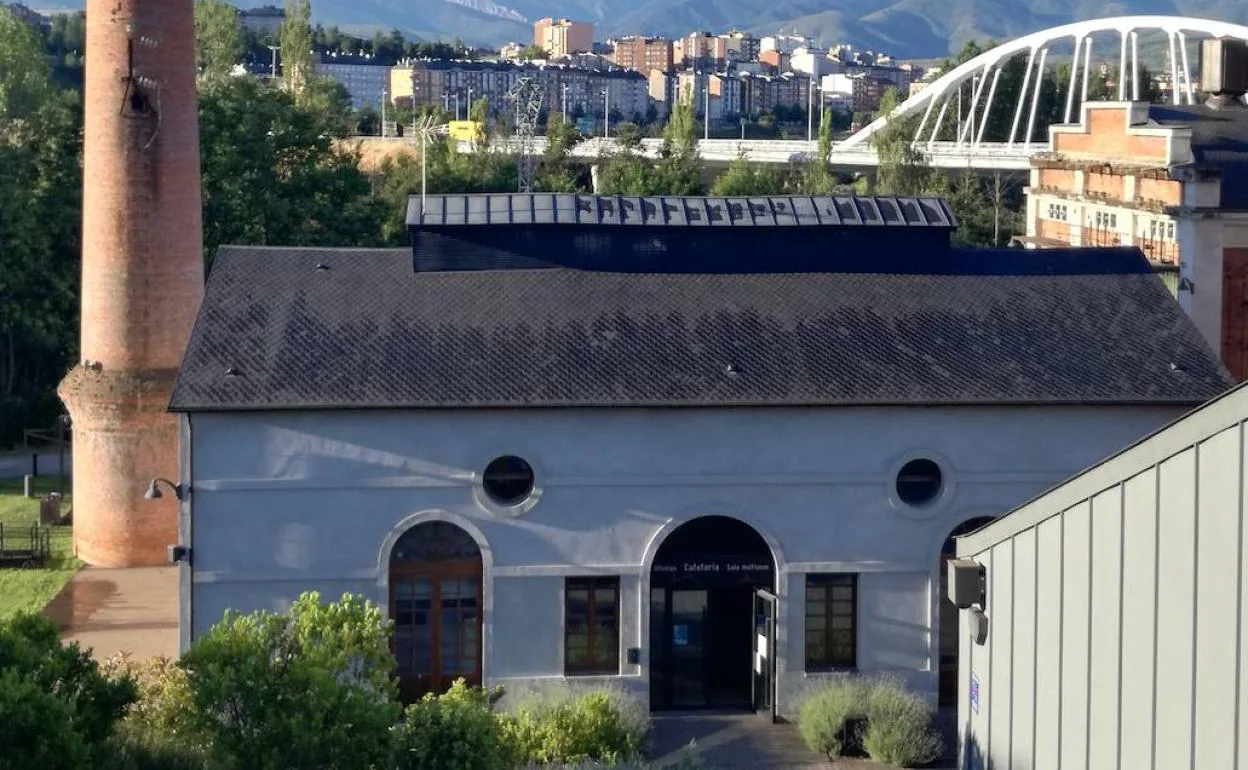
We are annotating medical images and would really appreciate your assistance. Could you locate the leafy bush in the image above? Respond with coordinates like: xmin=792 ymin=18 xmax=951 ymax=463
xmin=393 ymin=678 xmax=514 ymax=770
xmin=503 ymin=684 xmax=648 ymax=764
xmin=796 ymin=675 xmax=869 ymax=759
xmin=99 ymin=654 xmax=208 ymax=770
xmin=861 ymin=677 xmax=943 ymax=767
xmin=180 ymin=592 xmax=401 ymax=770
xmin=0 ymin=612 xmax=137 ymax=769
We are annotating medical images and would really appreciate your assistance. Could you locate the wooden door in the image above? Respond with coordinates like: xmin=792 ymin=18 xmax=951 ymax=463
xmin=389 ymin=523 xmax=483 ymax=702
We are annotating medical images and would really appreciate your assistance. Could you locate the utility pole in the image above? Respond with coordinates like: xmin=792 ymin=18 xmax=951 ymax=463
xmin=508 ymin=76 xmax=544 ymax=192
xmin=267 ymin=45 xmax=280 ymax=80
xmin=380 ymin=87 xmax=387 ymax=137
xmin=468 ymin=87 xmax=475 ymax=120
xmin=562 ymin=84 xmax=569 ymax=123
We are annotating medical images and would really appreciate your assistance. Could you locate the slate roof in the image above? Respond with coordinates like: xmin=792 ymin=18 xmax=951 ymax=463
xmin=1147 ymin=103 xmax=1248 ymax=209
xmin=410 ymin=194 xmax=959 ymax=229
xmin=168 ymin=245 xmax=1231 ymax=412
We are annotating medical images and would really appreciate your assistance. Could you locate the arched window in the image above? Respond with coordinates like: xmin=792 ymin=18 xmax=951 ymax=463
xmin=389 ymin=521 xmax=483 ymax=702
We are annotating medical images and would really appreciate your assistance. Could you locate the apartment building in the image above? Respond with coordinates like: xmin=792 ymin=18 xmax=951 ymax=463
xmin=791 ymin=47 xmax=832 ymax=78
xmin=534 ymin=18 xmax=594 ymax=57
xmin=760 ymin=33 xmax=809 ymax=54
xmin=317 ymin=59 xmax=389 ymax=109
xmin=673 ymin=32 xmax=727 ymax=70
xmin=675 ymin=71 xmax=743 ymax=122
xmin=720 ymin=31 xmax=760 ymax=63
xmin=738 ymin=72 xmax=811 ymax=117
xmin=1021 ymin=92 xmax=1248 ymax=377
xmin=609 ymin=36 xmax=674 ymax=76
xmin=391 ymin=60 xmax=649 ymax=123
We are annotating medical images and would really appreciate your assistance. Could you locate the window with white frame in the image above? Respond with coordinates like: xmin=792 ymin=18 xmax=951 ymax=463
xmin=1046 ymin=202 xmax=1068 ymax=221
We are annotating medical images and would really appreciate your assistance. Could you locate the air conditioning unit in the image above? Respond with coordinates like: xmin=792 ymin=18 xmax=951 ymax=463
xmin=1199 ymin=38 xmax=1248 ymax=98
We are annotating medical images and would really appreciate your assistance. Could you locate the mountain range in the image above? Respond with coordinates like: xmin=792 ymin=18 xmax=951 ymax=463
xmin=35 ymin=0 xmax=1248 ymax=59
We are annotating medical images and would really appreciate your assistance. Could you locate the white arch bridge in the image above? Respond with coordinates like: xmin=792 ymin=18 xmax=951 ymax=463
xmin=450 ymin=15 xmax=1248 ymax=172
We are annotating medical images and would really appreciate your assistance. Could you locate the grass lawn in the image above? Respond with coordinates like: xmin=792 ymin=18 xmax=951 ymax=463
xmin=0 ymin=475 xmax=79 ymax=620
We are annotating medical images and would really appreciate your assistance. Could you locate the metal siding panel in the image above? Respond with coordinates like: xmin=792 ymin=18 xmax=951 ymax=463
xmin=1088 ymin=486 xmax=1123 ymax=770
xmin=1155 ymin=448 xmax=1197 ymax=770
xmin=1195 ymin=426 xmax=1241 ymax=769
xmin=1239 ymin=422 xmax=1248 ymax=770
xmin=1034 ymin=516 xmax=1063 ymax=770
xmin=1010 ymin=528 xmax=1037 ymax=770
xmin=968 ymin=549 xmax=993 ymax=763
xmin=1060 ymin=500 xmax=1091 ymax=770
xmin=988 ymin=541 xmax=1014 ymax=770
xmin=1120 ymin=469 xmax=1159 ymax=770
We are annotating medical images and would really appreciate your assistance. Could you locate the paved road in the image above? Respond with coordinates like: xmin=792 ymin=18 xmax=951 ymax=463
xmin=0 ymin=451 xmax=71 ymax=480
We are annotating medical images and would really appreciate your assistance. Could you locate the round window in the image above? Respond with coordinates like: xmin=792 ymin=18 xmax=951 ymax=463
xmin=482 ymin=455 xmax=535 ymax=505
xmin=896 ymin=458 xmax=943 ymax=507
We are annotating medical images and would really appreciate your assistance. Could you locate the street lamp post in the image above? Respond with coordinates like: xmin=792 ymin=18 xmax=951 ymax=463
xmin=562 ymin=84 xmax=569 ymax=123
xmin=704 ymin=82 xmax=710 ymax=141
xmin=807 ymin=77 xmax=815 ymax=141
xmin=467 ymin=87 xmax=474 ymax=120
xmin=267 ymin=45 xmax=280 ymax=79
xmin=381 ymin=87 xmax=387 ymax=137
xmin=453 ymin=93 xmax=461 ymax=120
xmin=603 ymin=86 xmax=609 ymax=137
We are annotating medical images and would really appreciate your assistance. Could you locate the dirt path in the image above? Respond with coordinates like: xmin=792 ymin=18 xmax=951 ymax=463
xmin=43 ymin=566 xmax=178 ymax=661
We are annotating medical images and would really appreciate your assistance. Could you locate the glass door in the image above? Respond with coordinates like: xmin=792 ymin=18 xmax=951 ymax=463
xmin=391 ymin=573 xmax=482 ymax=701
xmin=670 ymin=589 xmax=708 ymax=708
xmin=752 ymin=588 xmax=777 ymax=719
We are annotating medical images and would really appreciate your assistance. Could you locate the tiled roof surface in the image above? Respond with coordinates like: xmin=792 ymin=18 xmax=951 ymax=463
xmin=1148 ymin=103 xmax=1248 ymax=208
xmin=168 ymin=245 xmax=1231 ymax=412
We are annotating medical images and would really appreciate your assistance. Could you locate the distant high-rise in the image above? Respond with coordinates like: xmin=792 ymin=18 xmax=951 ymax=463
xmin=608 ymin=36 xmax=673 ymax=76
xmin=534 ymin=17 xmax=594 ymax=57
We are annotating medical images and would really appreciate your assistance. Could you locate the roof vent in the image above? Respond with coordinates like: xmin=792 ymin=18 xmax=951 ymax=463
xmin=1199 ymin=38 xmax=1248 ymax=107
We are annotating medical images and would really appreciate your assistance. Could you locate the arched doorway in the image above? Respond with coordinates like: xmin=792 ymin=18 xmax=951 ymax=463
xmin=938 ymin=516 xmax=995 ymax=707
xmin=389 ymin=521 xmax=483 ymax=702
xmin=649 ymin=515 xmax=775 ymax=712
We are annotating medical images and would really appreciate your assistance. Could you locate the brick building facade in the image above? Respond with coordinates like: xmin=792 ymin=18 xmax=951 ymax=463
xmin=1021 ymin=100 xmax=1248 ymax=378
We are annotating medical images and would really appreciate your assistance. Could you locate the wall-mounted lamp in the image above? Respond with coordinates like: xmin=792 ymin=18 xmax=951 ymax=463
xmin=1179 ymin=276 xmax=1195 ymax=293
xmin=145 ymin=477 xmax=186 ymax=502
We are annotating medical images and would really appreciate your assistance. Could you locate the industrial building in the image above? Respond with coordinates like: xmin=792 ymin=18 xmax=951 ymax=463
xmin=168 ymin=193 xmax=1228 ymax=714
xmin=952 ymin=381 xmax=1248 ymax=769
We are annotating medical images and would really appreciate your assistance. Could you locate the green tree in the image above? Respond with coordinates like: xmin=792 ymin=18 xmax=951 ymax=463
xmin=181 ymin=593 xmax=401 ymax=770
xmin=375 ymin=138 xmax=516 ymax=241
xmin=872 ymin=87 xmax=941 ymax=196
xmin=194 ymin=0 xmax=245 ymax=81
xmin=517 ymin=44 xmax=548 ymax=60
xmin=0 ymin=6 xmax=82 ymax=444
xmin=654 ymin=101 xmax=703 ymax=195
xmin=0 ymin=613 xmax=138 ymax=767
xmin=536 ymin=114 xmax=588 ymax=192
xmin=711 ymin=154 xmax=786 ymax=195
xmin=279 ymin=0 xmax=315 ymax=98
xmin=801 ymin=107 xmax=839 ymax=194
xmin=198 ymin=76 xmax=384 ymax=263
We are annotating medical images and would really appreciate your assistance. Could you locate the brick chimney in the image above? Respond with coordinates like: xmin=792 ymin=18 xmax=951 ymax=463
xmin=58 ymin=0 xmax=204 ymax=567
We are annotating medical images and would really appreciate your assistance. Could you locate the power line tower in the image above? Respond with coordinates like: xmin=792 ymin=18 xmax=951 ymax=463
xmin=508 ymin=76 xmax=545 ymax=192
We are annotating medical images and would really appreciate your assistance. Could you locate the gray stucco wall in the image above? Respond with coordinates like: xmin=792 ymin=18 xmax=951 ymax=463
xmin=181 ymin=404 xmax=1183 ymax=716
xmin=956 ymin=386 xmax=1248 ymax=770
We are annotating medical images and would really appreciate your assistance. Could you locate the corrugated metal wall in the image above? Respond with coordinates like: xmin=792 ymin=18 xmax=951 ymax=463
xmin=957 ymin=385 xmax=1248 ymax=770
